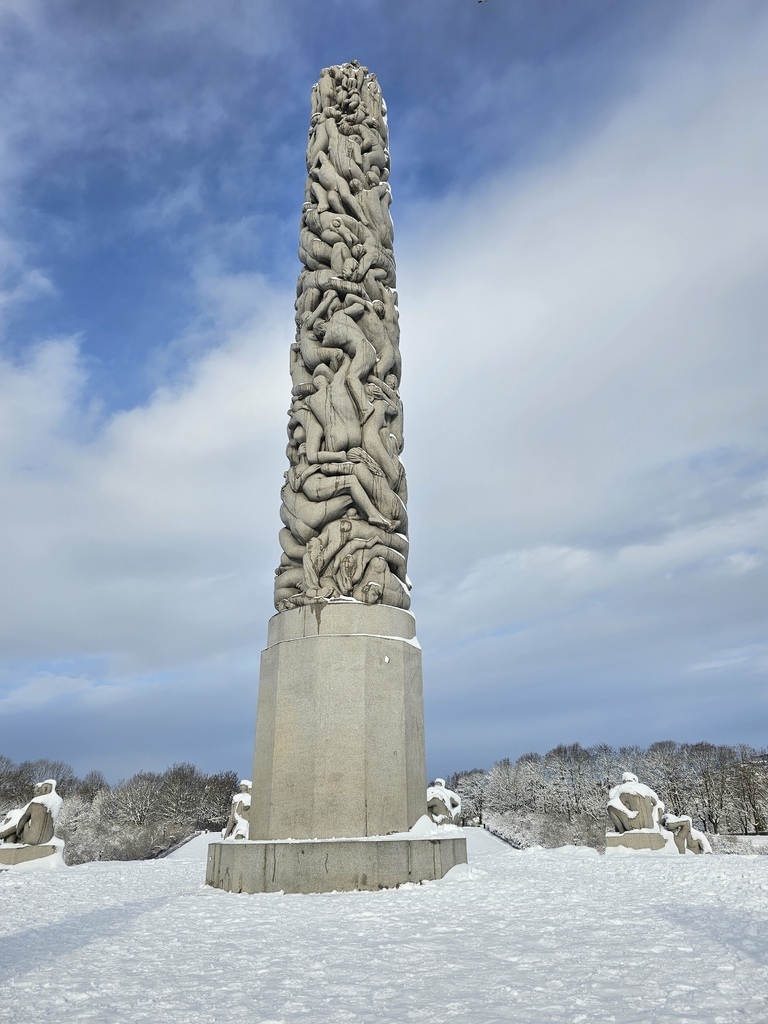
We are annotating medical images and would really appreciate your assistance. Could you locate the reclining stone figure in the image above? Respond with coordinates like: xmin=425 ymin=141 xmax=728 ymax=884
xmin=661 ymin=813 xmax=713 ymax=855
xmin=0 ymin=779 xmax=63 ymax=847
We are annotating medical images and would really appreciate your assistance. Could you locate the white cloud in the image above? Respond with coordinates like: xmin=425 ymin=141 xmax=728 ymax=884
xmin=400 ymin=6 xmax=768 ymax=765
xmin=0 ymin=281 xmax=290 ymax=676
xmin=0 ymin=672 xmax=103 ymax=713
xmin=401 ymin=4 xmax=767 ymax=577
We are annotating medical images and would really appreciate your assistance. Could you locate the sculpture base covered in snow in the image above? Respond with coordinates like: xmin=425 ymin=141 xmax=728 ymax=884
xmin=206 ymin=827 xmax=467 ymax=894
xmin=0 ymin=841 xmax=62 ymax=868
xmin=605 ymin=831 xmax=669 ymax=853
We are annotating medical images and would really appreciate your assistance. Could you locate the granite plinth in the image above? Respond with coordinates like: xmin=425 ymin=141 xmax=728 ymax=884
xmin=249 ymin=603 xmax=427 ymax=842
xmin=0 ymin=844 xmax=59 ymax=867
xmin=206 ymin=834 xmax=467 ymax=894
xmin=605 ymin=831 xmax=667 ymax=852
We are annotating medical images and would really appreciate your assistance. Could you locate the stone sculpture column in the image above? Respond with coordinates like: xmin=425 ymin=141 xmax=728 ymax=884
xmin=275 ymin=61 xmax=408 ymax=614
xmin=206 ymin=62 xmax=466 ymax=893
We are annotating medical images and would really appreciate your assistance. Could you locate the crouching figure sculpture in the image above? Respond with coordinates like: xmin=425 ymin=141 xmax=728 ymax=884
xmin=661 ymin=813 xmax=713 ymax=855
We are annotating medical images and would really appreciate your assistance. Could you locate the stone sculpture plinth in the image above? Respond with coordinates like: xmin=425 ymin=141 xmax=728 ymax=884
xmin=0 ymin=843 xmax=61 ymax=868
xmin=207 ymin=833 xmax=467 ymax=895
xmin=250 ymin=604 xmax=426 ymax=841
xmin=605 ymin=831 xmax=667 ymax=853
xmin=206 ymin=61 xmax=467 ymax=893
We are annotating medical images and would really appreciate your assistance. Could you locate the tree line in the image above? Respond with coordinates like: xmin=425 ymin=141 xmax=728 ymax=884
xmin=447 ymin=741 xmax=768 ymax=851
xmin=5 ymin=740 xmax=767 ymax=861
xmin=0 ymin=755 xmax=239 ymax=864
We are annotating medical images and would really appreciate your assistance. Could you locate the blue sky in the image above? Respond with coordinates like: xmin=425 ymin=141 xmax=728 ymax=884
xmin=1 ymin=0 xmax=766 ymax=782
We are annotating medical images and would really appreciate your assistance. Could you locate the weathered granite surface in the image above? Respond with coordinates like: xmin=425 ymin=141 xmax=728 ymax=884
xmin=206 ymin=834 xmax=467 ymax=894
xmin=250 ymin=603 xmax=426 ymax=841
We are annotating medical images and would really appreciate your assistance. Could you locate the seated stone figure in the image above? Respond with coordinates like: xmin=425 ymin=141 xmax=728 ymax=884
xmin=662 ymin=813 xmax=713 ymax=855
xmin=221 ymin=780 xmax=252 ymax=840
xmin=426 ymin=779 xmax=461 ymax=825
xmin=607 ymin=773 xmax=665 ymax=833
xmin=0 ymin=779 xmax=63 ymax=846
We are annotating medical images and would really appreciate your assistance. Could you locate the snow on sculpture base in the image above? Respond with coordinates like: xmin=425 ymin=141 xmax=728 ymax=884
xmin=205 ymin=833 xmax=468 ymax=894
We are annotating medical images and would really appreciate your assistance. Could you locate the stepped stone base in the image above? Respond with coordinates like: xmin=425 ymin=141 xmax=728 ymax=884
xmin=605 ymin=831 xmax=667 ymax=852
xmin=0 ymin=844 xmax=59 ymax=867
xmin=206 ymin=834 xmax=467 ymax=894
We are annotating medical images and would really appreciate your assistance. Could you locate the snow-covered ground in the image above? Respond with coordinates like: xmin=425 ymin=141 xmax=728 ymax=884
xmin=2 ymin=828 xmax=768 ymax=1023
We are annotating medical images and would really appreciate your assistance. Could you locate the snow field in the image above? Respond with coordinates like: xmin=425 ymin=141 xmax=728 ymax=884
xmin=2 ymin=828 xmax=767 ymax=1023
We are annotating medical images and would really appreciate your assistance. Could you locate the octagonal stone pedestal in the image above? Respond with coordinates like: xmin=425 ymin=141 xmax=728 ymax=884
xmin=206 ymin=603 xmax=468 ymax=893
xmin=249 ymin=604 xmax=427 ymax=842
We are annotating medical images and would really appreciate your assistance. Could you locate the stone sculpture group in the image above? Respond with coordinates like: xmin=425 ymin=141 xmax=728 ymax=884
xmin=606 ymin=772 xmax=712 ymax=855
xmin=275 ymin=60 xmax=410 ymax=614
xmin=427 ymin=779 xmax=461 ymax=825
xmin=0 ymin=779 xmax=64 ymax=867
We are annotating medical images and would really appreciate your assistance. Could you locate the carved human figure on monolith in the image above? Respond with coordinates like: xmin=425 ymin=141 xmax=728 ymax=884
xmin=276 ymin=60 xmax=410 ymax=613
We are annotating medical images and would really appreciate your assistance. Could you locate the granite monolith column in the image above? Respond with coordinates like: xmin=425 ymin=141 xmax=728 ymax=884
xmin=206 ymin=61 xmax=466 ymax=894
